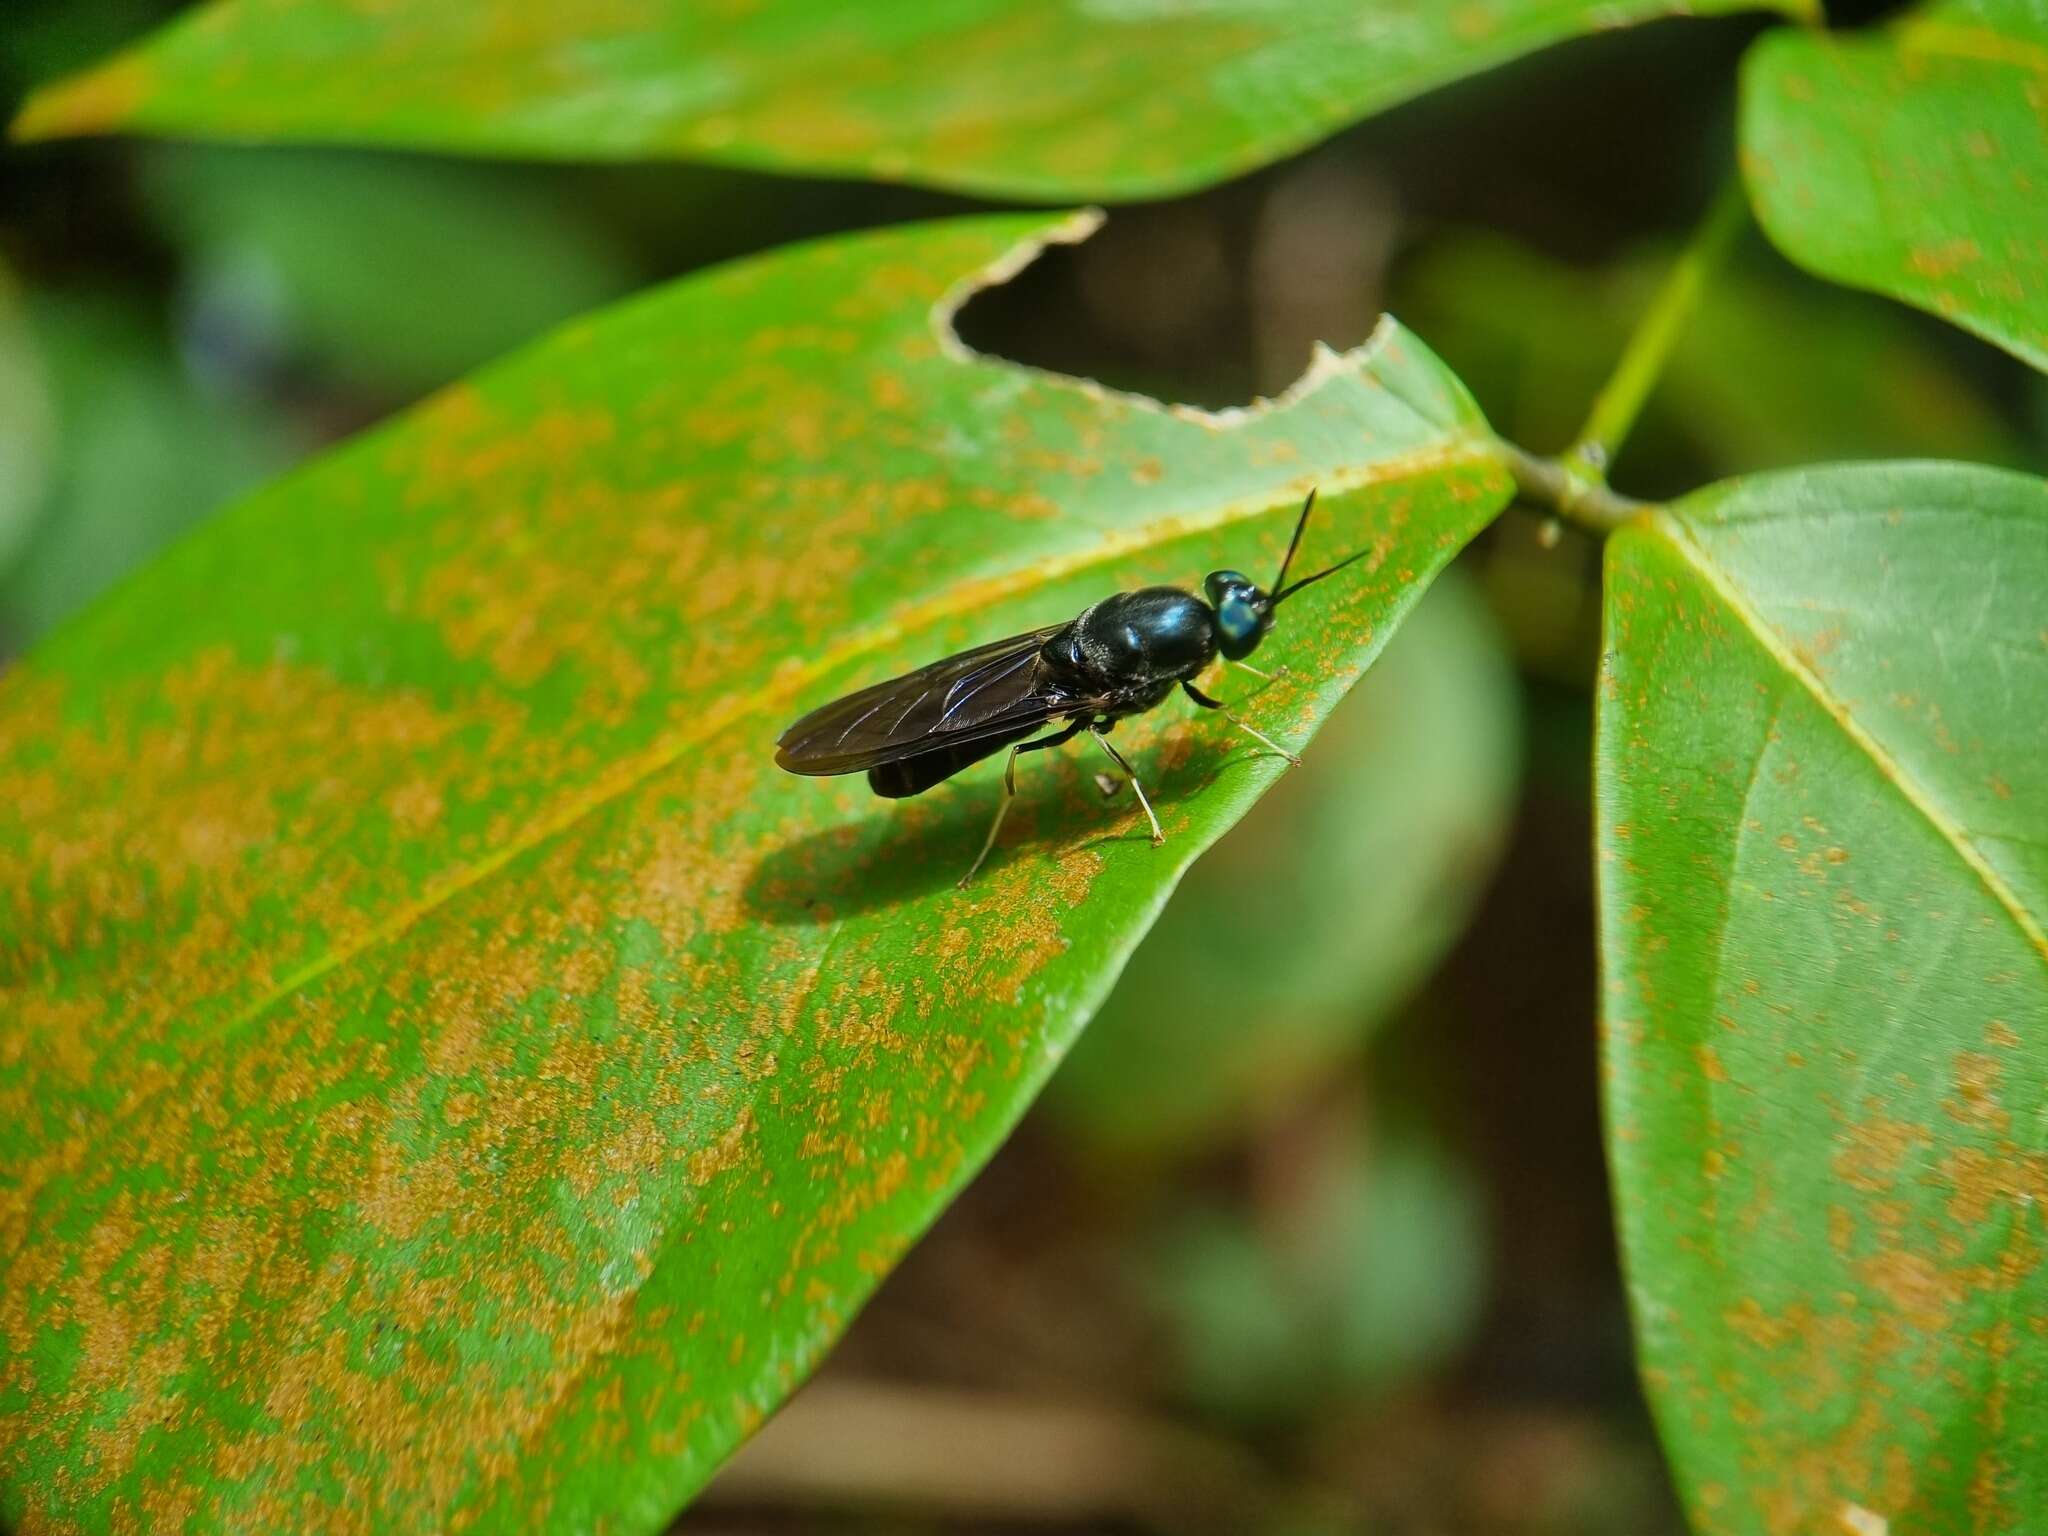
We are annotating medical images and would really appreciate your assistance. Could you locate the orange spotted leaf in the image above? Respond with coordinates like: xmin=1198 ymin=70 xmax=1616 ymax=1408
xmin=1599 ymin=463 xmax=2048 ymax=1534
xmin=0 ymin=210 xmax=1513 ymax=1533
xmin=1742 ymin=0 xmax=2048 ymax=372
xmin=14 ymin=0 xmax=1805 ymax=199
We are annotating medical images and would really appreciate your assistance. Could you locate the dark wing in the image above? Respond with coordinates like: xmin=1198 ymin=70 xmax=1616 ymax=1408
xmin=777 ymin=624 xmax=1077 ymax=776
xmin=866 ymin=721 xmax=1047 ymax=799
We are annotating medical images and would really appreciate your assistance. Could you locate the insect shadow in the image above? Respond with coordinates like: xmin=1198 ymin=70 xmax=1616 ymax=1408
xmin=742 ymin=739 xmax=1241 ymax=926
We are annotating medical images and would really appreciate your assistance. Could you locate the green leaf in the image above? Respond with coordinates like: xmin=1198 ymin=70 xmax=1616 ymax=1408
xmin=142 ymin=146 xmax=639 ymax=399
xmin=0 ymin=266 xmax=55 ymax=582
xmin=1398 ymin=228 xmax=2035 ymax=481
xmin=0 ymin=0 xmax=162 ymax=90
xmin=1050 ymin=569 xmax=1518 ymax=1159
xmin=14 ymin=0 xmax=1805 ymax=199
xmin=0 ymin=210 xmax=1513 ymax=1534
xmin=1742 ymin=0 xmax=2048 ymax=372
xmin=0 ymin=293 xmax=291 ymax=646
xmin=1598 ymin=463 xmax=2048 ymax=1532
xmin=1150 ymin=1122 xmax=1487 ymax=1420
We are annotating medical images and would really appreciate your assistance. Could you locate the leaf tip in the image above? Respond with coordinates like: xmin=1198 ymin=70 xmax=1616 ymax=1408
xmin=10 ymin=55 xmax=153 ymax=144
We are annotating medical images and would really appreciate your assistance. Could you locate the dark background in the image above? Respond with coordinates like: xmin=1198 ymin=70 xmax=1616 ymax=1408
xmin=4 ymin=2 xmax=2037 ymax=1530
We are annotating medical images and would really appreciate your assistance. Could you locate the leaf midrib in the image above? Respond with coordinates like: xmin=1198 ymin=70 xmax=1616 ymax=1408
xmin=199 ymin=434 xmax=1499 ymax=1050
xmin=1651 ymin=510 xmax=2048 ymax=965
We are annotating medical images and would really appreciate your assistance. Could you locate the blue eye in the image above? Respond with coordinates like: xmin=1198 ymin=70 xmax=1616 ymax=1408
xmin=1218 ymin=594 xmax=1259 ymax=643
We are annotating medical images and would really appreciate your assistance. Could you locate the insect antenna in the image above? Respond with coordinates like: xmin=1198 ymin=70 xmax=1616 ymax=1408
xmin=1272 ymin=545 xmax=1370 ymax=605
xmin=1269 ymin=487 xmax=1371 ymax=606
xmin=1269 ymin=487 xmax=1318 ymax=593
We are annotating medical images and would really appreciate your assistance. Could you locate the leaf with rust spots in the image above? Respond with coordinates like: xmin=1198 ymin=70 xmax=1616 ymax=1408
xmin=1741 ymin=0 xmax=2048 ymax=372
xmin=0 ymin=210 xmax=1512 ymax=1533
xmin=1599 ymin=462 xmax=2048 ymax=1534
xmin=12 ymin=0 xmax=1803 ymax=199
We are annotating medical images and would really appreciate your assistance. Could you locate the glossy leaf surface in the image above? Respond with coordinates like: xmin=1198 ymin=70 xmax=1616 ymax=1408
xmin=16 ymin=0 xmax=1802 ymax=199
xmin=0 ymin=210 xmax=1513 ymax=1533
xmin=1742 ymin=0 xmax=2048 ymax=371
xmin=1599 ymin=463 xmax=2048 ymax=1532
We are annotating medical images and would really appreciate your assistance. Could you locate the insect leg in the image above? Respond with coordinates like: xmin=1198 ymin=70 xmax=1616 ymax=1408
xmin=1229 ymin=658 xmax=1283 ymax=682
xmin=1092 ymin=727 xmax=1165 ymax=847
xmin=959 ymin=718 xmax=1086 ymax=887
xmin=1180 ymin=681 xmax=1302 ymax=765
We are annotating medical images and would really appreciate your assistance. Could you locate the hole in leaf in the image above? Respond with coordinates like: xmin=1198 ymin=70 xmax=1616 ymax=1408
xmin=951 ymin=165 xmax=1396 ymax=414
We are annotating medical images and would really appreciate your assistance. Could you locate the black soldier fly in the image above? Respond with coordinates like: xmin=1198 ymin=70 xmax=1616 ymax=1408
xmin=775 ymin=488 xmax=1367 ymax=885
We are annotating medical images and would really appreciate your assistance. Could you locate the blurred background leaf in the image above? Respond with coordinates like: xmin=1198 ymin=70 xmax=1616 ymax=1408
xmin=1741 ymin=0 xmax=2048 ymax=373
xmin=0 ymin=264 xmax=55 ymax=577
xmin=0 ymin=289 xmax=290 ymax=647
xmin=1400 ymin=225 xmax=2036 ymax=494
xmin=17 ymin=0 xmax=1805 ymax=199
xmin=1052 ymin=570 xmax=1519 ymax=1162
xmin=1146 ymin=1111 xmax=1488 ymax=1422
xmin=143 ymin=146 xmax=639 ymax=399
xmin=1 ymin=0 xmax=167 ymax=86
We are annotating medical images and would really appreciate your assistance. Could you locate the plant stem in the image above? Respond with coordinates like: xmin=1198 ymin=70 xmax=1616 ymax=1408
xmin=1496 ymin=439 xmax=1648 ymax=536
xmin=1499 ymin=178 xmax=1748 ymax=536
xmin=1560 ymin=178 xmax=1748 ymax=486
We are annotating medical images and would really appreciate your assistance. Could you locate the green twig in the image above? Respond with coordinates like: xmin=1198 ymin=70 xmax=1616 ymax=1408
xmin=1560 ymin=179 xmax=1749 ymax=487
xmin=1496 ymin=439 xmax=1648 ymax=537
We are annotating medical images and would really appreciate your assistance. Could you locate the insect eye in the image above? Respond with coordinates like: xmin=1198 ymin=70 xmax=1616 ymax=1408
xmin=1218 ymin=593 xmax=1260 ymax=644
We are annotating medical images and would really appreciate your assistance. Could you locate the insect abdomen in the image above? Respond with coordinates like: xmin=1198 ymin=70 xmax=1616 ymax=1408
xmin=866 ymin=723 xmax=1041 ymax=798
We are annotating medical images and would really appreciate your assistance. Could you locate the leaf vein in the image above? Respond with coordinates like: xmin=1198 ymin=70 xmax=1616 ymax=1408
xmin=1654 ymin=512 xmax=2048 ymax=966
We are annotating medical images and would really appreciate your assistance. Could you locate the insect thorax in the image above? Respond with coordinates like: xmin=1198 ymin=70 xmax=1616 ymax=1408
xmin=1050 ymin=588 xmax=1214 ymax=689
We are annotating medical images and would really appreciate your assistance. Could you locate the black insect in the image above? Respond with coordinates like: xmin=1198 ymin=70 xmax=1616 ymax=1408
xmin=775 ymin=488 xmax=1366 ymax=884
